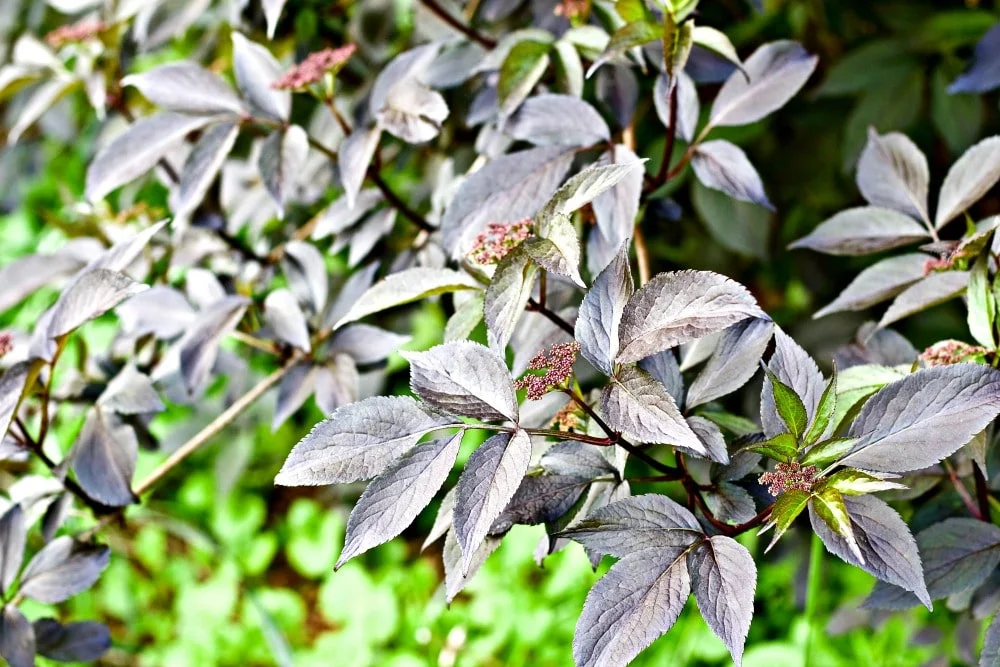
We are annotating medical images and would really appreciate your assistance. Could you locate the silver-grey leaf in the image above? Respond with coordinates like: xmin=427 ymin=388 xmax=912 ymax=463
xmin=687 ymin=317 xmax=774 ymax=408
xmin=377 ymin=78 xmax=449 ymax=144
xmin=32 ymin=618 xmax=110 ymax=663
xmin=176 ymin=121 xmax=240 ymax=219
xmin=576 ymin=245 xmax=633 ymax=375
xmin=485 ymin=247 xmax=538 ymax=353
xmin=638 ymin=350 xmax=685 ymax=408
xmin=443 ymin=528 xmax=500 ymax=603
xmin=275 ymin=396 xmax=455 ymax=486
xmin=70 ymin=409 xmax=137 ymax=507
xmin=338 ymin=126 xmax=382 ymax=210
xmin=560 ymin=493 xmax=701 ymax=558
xmin=0 ymin=505 xmax=24 ymax=595
xmin=617 ymin=270 xmax=763 ymax=364
xmin=602 ymin=365 xmax=713 ymax=459
xmin=444 ymin=292 xmax=485 ymax=342
xmin=505 ymin=94 xmax=610 ymax=147
xmin=262 ymin=0 xmax=287 ymax=38
xmin=815 ymin=254 xmax=928 ymax=319
xmin=691 ymin=140 xmax=774 ymax=210
xmin=877 ymin=270 xmax=969 ymax=331
xmin=0 ymin=362 xmax=30 ymax=442
xmin=703 ymin=482 xmax=756 ymax=525
xmin=688 ymin=416 xmax=732 ymax=466
xmin=97 ymin=364 xmax=164 ymax=415
xmin=591 ymin=145 xmax=643 ymax=262
xmin=709 ymin=40 xmax=818 ymax=128
xmin=573 ymin=547 xmax=691 ymax=667
xmin=338 ymin=432 xmax=463 ymax=567
xmin=85 ymin=112 xmax=211 ymax=201
xmin=523 ymin=214 xmax=585 ymax=287
xmin=491 ymin=474 xmax=590 ymax=534
xmin=654 ymin=71 xmax=699 ymax=143
xmin=19 ymin=536 xmax=110 ymax=604
xmin=347 ymin=207 xmax=396 ymax=268
xmin=788 ymin=206 xmax=930 ymax=256
xmin=259 ymin=125 xmax=309 ymax=217
xmin=122 ymin=62 xmax=246 ymax=116
xmin=117 ymin=286 xmax=195 ymax=339
xmin=454 ymin=429 xmax=531 ymax=574
xmin=179 ymin=295 xmax=250 ymax=395
xmin=333 ymin=267 xmax=480 ymax=329
xmin=86 ymin=219 xmax=170 ymax=274
xmin=264 ymin=288 xmax=311 ymax=352
xmin=920 ymin=518 xmax=1000 ymax=600
xmin=984 ymin=613 xmax=1000 ymax=667
xmin=809 ymin=494 xmax=930 ymax=609
xmin=423 ymin=486 xmax=457 ymax=551
xmin=403 ymin=342 xmax=517 ymax=422
xmin=688 ymin=535 xmax=756 ymax=666
xmin=936 ymin=136 xmax=1000 ymax=229
xmin=537 ymin=160 xmax=646 ymax=224
xmin=312 ymin=354 xmax=359 ymax=415
xmin=281 ymin=240 xmax=328 ymax=315
xmin=47 ymin=269 xmax=148 ymax=338
xmin=271 ymin=362 xmax=316 ymax=431
xmin=231 ymin=33 xmax=290 ymax=122
xmin=441 ymin=145 xmax=574 ymax=256
xmin=328 ymin=323 xmax=409 ymax=365
xmin=856 ymin=128 xmax=930 ymax=223
xmin=0 ymin=605 xmax=34 ymax=667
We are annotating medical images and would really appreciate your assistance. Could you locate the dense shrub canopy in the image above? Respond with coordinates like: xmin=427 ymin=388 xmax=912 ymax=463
xmin=4 ymin=0 xmax=1000 ymax=665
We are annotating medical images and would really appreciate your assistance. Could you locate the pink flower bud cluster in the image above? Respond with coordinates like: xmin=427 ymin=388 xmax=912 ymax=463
xmin=469 ymin=219 xmax=533 ymax=265
xmin=272 ymin=45 xmax=357 ymax=91
xmin=759 ymin=462 xmax=818 ymax=496
xmin=515 ymin=342 xmax=580 ymax=400
xmin=45 ymin=20 xmax=106 ymax=47
xmin=0 ymin=332 xmax=12 ymax=359
xmin=554 ymin=0 xmax=589 ymax=18
xmin=919 ymin=339 xmax=988 ymax=367
xmin=923 ymin=256 xmax=953 ymax=275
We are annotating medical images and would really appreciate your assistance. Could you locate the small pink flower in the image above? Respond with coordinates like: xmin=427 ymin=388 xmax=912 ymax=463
xmin=0 ymin=332 xmax=12 ymax=359
xmin=554 ymin=0 xmax=589 ymax=19
xmin=923 ymin=256 xmax=952 ymax=275
xmin=469 ymin=219 xmax=533 ymax=265
xmin=759 ymin=462 xmax=819 ymax=496
xmin=45 ymin=20 xmax=106 ymax=47
xmin=919 ymin=339 xmax=988 ymax=367
xmin=272 ymin=45 xmax=357 ymax=90
xmin=515 ymin=342 xmax=580 ymax=400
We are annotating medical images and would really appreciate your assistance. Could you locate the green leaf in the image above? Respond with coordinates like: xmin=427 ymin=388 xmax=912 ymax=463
xmin=665 ymin=0 xmax=699 ymax=20
xmin=699 ymin=411 xmax=761 ymax=437
xmin=810 ymin=487 xmax=864 ymax=563
xmin=968 ymin=250 xmax=996 ymax=349
xmin=663 ymin=14 xmax=693 ymax=78
xmin=498 ymin=40 xmax=551 ymax=113
xmin=820 ymin=469 xmax=907 ymax=496
xmin=764 ymin=367 xmax=808 ymax=439
xmin=615 ymin=0 xmax=653 ymax=23
xmin=931 ymin=65 xmax=983 ymax=156
xmin=764 ymin=489 xmax=810 ymax=552
xmin=800 ymin=437 xmax=859 ymax=468
xmin=743 ymin=432 xmax=798 ymax=463
xmin=803 ymin=371 xmax=837 ymax=446
xmin=690 ymin=24 xmax=743 ymax=73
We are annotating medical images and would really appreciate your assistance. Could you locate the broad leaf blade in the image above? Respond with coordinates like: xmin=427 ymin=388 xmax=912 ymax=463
xmin=334 ymin=268 xmax=480 ymax=329
xmin=935 ymin=136 xmax=1000 ymax=229
xmin=403 ymin=342 xmax=518 ymax=422
xmin=19 ymin=537 xmax=110 ymax=604
xmin=789 ymin=206 xmax=930 ymax=256
xmin=688 ymin=535 xmax=756 ymax=666
xmin=575 ymin=244 xmax=633 ymax=375
xmin=856 ymin=128 xmax=930 ymax=223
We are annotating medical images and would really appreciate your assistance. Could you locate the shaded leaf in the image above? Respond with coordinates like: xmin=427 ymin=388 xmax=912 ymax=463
xmin=338 ymin=126 xmax=382 ymax=210
xmin=0 ymin=363 xmax=30 ymax=442
xmin=523 ymin=214 xmax=585 ymax=287
xmin=687 ymin=318 xmax=773 ymax=408
xmin=491 ymin=474 xmax=590 ymax=534
xmin=33 ymin=619 xmax=110 ymax=663
xmin=591 ymin=145 xmax=644 ymax=263
xmin=443 ymin=528 xmax=499 ymax=603
xmin=19 ymin=537 xmax=110 ymax=604
xmin=264 ymin=288 xmax=311 ymax=352
xmin=0 ymin=606 xmax=34 ymax=667
xmin=484 ymin=247 xmax=538 ymax=353
xmin=0 ymin=505 xmax=24 ymax=595
xmin=47 ymin=269 xmax=147 ymax=339
xmin=176 ymin=121 xmax=240 ymax=218
xmin=328 ymin=323 xmax=409 ymax=365
xmin=654 ymin=71 xmax=699 ymax=143
xmin=98 ymin=364 xmax=163 ymax=415
xmin=281 ymin=240 xmax=329 ymax=315
xmin=259 ymin=125 xmax=309 ymax=217
xmin=691 ymin=140 xmax=774 ymax=210
xmin=70 ymin=409 xmax=137 ymax=507
xmin=179 ymin=295 xmax=250 ymax=394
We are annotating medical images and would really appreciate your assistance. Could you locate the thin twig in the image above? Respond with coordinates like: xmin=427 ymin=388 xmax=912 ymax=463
xmin=526 ymin=298 xmax=575 ymax=335
xmin=974 ymin=464 xmax=992 ymax=522
xmin=944 ymin=460 xmax=983 ymax=520
xmin=420 ymin=0 xmax=497 ymax=48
